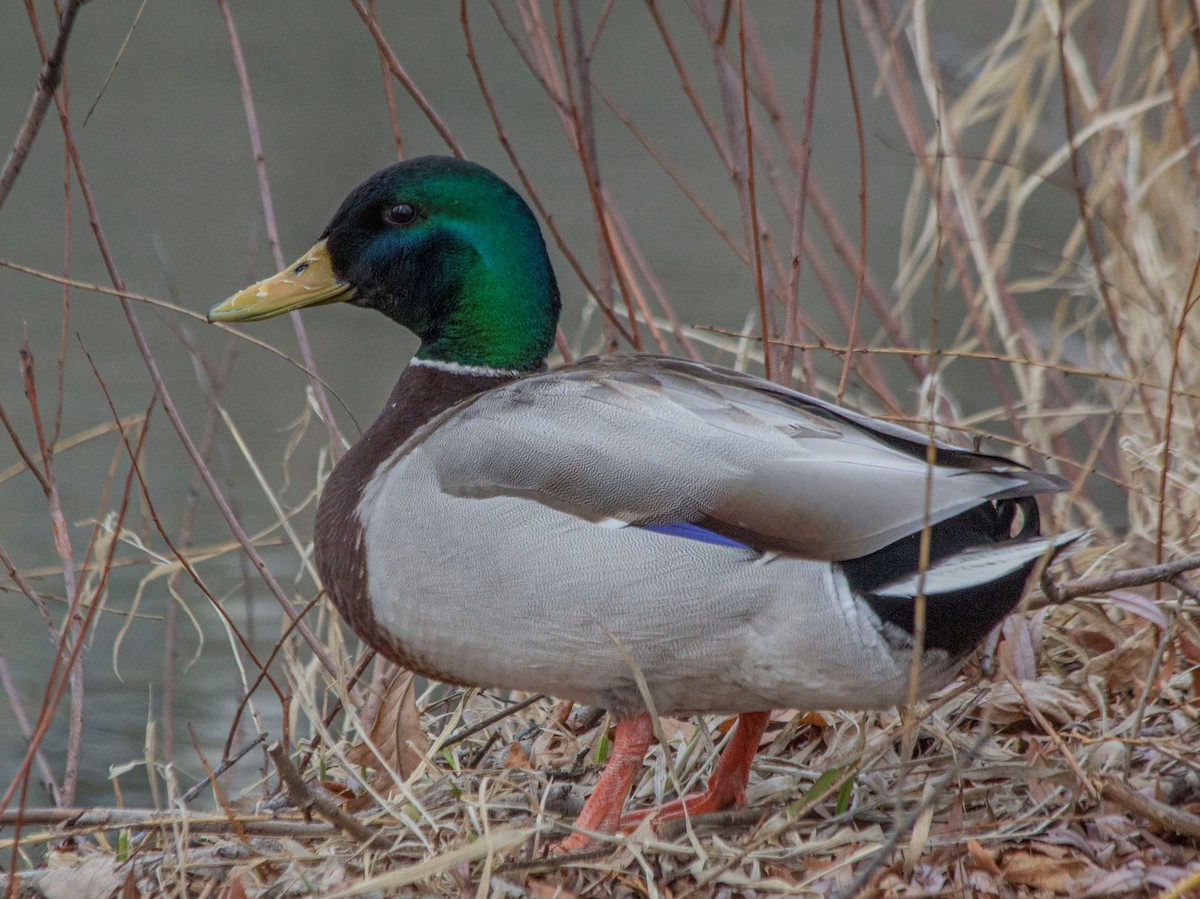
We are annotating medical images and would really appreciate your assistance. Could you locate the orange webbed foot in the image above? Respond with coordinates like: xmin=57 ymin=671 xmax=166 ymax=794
xmin=618 ymin=711 xmax=770 ymax=831
xmin=548 ymin=713 xmax=654 ymax=855
xmin=549 ymin=710 xmax=771 ymax=854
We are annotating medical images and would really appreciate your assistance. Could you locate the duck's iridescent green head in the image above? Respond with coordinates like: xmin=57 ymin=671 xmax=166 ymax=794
xmin=209 ymin=157 xmax=561 ymax=372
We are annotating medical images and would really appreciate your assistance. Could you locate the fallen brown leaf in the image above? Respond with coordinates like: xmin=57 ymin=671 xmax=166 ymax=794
xmin=319 ymin=781 xmax=357 ymax=802
xmin=1084 ymin=627 xmax=1161 ymax=694
xmin=1000 ymin=615 xmax=1039 ymax=680
xmin=119 ymin=870 xmax=141 ymax=899
xmin=1180 ymin=632 xmax=1200 ymax=700
xmin=344 ymin=668 xmax=431 ymax=809
xmin=530 ymin=726 xmax=580 ymax=770
xmin=39 ymin=858 xmax=121 ymax=899
xmin=1002 ymin=848 xmax=1098 ymax=892
xmin=529 ymin=878 xmax=580 ymax=898
xmin=504 ymin=740 xmax=531 ymax=769
xmin=659 ymin=716 xmax=697 ymax=743
xmin=967 ymin=838 xmax=1003 ymax=877
xmin=985 ymin=680 xmax=1093 ymax=727
xmin=220 ymin=874 xmax=249 ymax=899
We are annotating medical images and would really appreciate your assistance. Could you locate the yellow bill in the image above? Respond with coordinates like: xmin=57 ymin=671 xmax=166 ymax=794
xmin=207 ymin=240 xmax=355 ymax=323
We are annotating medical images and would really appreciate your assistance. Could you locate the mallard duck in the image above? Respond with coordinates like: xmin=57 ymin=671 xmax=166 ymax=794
xmin=209 ymin=156 xmax=1079 ymax=852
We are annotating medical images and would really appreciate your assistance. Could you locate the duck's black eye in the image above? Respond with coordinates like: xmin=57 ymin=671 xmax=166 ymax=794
xmin=384 ymin=203 xmax=417 ymax=226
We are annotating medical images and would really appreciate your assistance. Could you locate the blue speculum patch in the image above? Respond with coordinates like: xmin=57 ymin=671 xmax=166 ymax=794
xmin=640 ymin=522 xmax=750 ymax=549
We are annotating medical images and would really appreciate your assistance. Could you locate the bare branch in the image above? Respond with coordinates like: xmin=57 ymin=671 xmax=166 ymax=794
xmin=0 ymin=0 xmax=86 ymax=210
xmin=268 ymin=741 xmax=375 ymax=844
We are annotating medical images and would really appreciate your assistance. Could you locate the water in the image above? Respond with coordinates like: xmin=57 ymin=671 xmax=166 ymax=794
xmin=0 ymin=3 xmax=1076 ymax=809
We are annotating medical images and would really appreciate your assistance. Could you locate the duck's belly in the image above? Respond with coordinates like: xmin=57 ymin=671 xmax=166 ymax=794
xmin=355 ymin=449 xmax=958 ymax=717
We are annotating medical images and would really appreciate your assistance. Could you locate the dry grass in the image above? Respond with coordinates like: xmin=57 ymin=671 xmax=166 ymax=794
xmin=2 ymin=1 xmax=1199 ymax=897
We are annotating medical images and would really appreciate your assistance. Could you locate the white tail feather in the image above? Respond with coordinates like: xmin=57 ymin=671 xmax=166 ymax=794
xmin=873 ymin=529 xmax=1088 ymax=597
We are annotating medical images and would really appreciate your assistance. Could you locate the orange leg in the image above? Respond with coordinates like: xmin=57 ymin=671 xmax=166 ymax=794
xmin=551 ymin=713 xmax=655 ymax=854
xmin=619 ymin=711 xmax=770 ymax=829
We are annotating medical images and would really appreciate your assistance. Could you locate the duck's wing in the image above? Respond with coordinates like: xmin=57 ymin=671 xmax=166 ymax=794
xmin=423 ymin=354 xmax=1064 ymax=561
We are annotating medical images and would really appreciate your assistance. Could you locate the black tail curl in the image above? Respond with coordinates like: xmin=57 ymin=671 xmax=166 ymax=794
xmin=841 ymin=497 xmax=1044 ymax=657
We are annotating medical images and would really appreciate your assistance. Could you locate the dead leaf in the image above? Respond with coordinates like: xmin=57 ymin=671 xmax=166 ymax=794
xmin=119 ymin=870 xmax=141 ymax=899
xmin=1000 ymin=616 xmax=1039 ymax=680
xmin=39 ymin=858 xmax=121 ymax=899
xmin=319 ymin=780 xmax=357 ymax=801
xmin=1086 ymin=628 xmax=1163 ymax=693
xmin=1070 ymin=628 xmax=1116 ymax=656
xmin=967 ymin=838 xmax=1002 ymax=877
xmin=1179 ymin=632 xmax=1200 ymax=700
xmin=504 ymin=740 xmax=531 ymax=769
xmin=1002 ymin=849 xmax=1098 ymax=891
xmin=221 ymin=874 xmax=250 ymax=899
xmin=659 ymin=716 xmax=697 ymax=743
xmin=529 ymin=879 xmax=580 ymax=899
xmin=1081 ymin=864 xmax=1149 ymax=897
xmin=548 ymin=699 xmax=575 ymax=725
xmin=1178 ymin=631 xmax=1200 ymax=665
xmin=344 ymin=668 xmax=431 ymax=809
xmin=762 ymin=863 xmax=801 ymax=885
xmin=531 ymin=725 xmax=579 ymax=770
xmin=1106 ymin=589 xmax=1168 ymax=628
xmin=985 ymin=680 xmax=1092 ymax=727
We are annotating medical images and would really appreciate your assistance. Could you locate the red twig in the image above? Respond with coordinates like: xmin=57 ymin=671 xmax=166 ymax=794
xmin=736 ymin=1 xmax=771 ymax=380
xmin=0 ymin=0 xmax=85 ymax=210
xmin=1153 ymin=254 xmax=1200 ymax=576
xmin=0 ymin=542 xmax=56 ymax=641
xmin=832 ymin=0 xmax=868 ymax=405
xmin=2 ymin=390 xmax=144 ymax=881
xmin=368 ymin=0 xmax=404 ymax=160
xmin=646 ymin=0 xmax=733 ymax=170
xmin=223 ymin=592 xmax=326 ymax=758
xmin=0 ymin=654 xmax=60 ymax=804
xmin=608 ymin=208 xmax=701 ymax=359
xmin=781 ymin=1 xmax=822 ymax=390
xmin=0 ymin=397 xmax=49 ymax=495
xmin=51 ymin=73 xmax=71 ymax=449
xmin=733 ymin=8 xmax=924 ymax=393
xmin=348 ymin=0 xmax=464 ymax=157
xmin=865 ymin=2 xmax=1029 ymax=426
xmin=564 ymin=0 xmax=642 ymax=352
xmin=80 ymin=345 xmax=288 ymax=724
xmin=595 ymin=83 xmax=747 ymax=266
xmin=856 ymin=0 xmax=1122 ymax=479
xmin=19 ymin=341 xmax=84 ymax=806
xmin=160 ymin=329 xmax=241 ymax=765
xmin=217 ymin=0 xmax=346 ymax=460
xmin=461 ymin=0 xmax=632 ymax=348
xmin=19 ymin=0 xmax=342 ymax=680
xmin=1154 ymin=0 xmax=1200 ymax=194
xmin=1055 ymin=1 xmax=1152 ymax=430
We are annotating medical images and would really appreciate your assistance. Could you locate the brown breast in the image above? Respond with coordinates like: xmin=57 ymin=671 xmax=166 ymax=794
xmin=313 ymin=362 xmax=522 ymax=671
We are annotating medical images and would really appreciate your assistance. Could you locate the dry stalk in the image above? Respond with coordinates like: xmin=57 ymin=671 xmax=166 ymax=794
xmin=267 ymin=741 xmax=375 ymax=844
